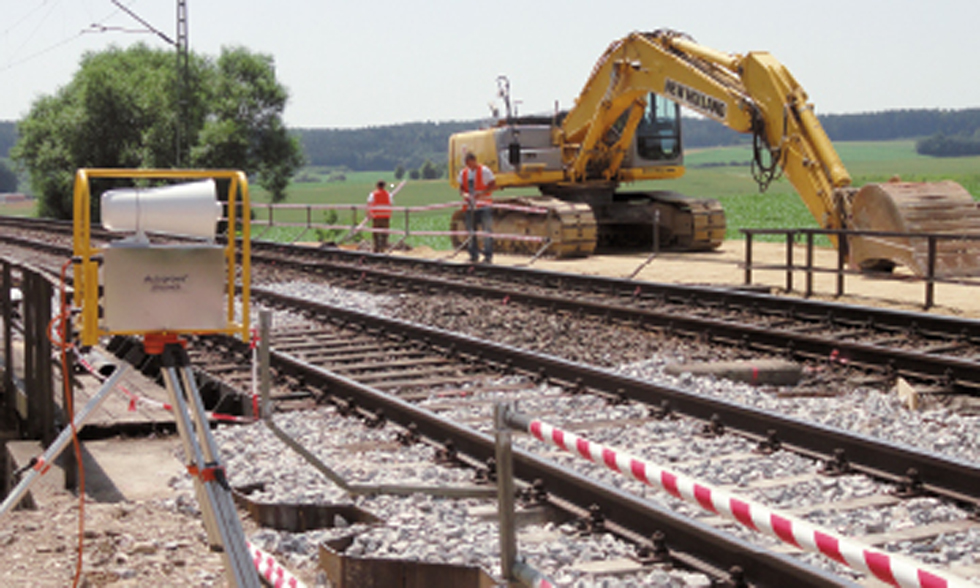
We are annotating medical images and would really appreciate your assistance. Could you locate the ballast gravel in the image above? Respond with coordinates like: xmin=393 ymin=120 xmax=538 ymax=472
xmin=185 ymin=408 xmax=715 ymax=587
xmin=202 ymin=280 xmax=980 ymax=585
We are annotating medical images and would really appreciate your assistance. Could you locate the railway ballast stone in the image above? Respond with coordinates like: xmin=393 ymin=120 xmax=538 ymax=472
xmin=664 ymin=359 xmax=802 ymax=386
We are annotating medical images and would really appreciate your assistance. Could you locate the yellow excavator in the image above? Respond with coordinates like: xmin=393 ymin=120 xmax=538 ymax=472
xmin=448 ymin=30 xmax=980 ymax=276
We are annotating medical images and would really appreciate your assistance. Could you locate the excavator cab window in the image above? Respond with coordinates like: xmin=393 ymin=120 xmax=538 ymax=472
xmin=635 ymin=93 xmax=681 ymax=162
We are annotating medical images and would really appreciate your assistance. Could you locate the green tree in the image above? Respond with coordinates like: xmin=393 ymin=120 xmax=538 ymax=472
xmin=409 ymin=168 xmax=420 ymax=180
xmin=0 ymin=159 xmax=16 ymax=192
xmin=13 ymin=44 xmax=303 ymax=219
xmin=394 ymin=164 xmax=405 ymax=180
xmin=420 ymin=159 xmax=439 ymax=180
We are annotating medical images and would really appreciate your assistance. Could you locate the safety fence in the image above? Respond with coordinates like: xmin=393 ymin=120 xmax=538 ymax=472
xmin=500 ymin=405 xmax=968 ymax=588
xmin=742 ymin=228 xmax=980 ymax=310
xmin=239 ymin=201 xmax=553 ymax=256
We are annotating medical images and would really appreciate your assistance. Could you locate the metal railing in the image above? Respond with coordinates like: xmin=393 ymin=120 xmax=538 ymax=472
xmin=240 ymin=201 xmax=552 ymax=253
xmin=742 ymin=228 xmax=980 ymax=310
xmin=1 ymin=258 xmax=57 ymax=445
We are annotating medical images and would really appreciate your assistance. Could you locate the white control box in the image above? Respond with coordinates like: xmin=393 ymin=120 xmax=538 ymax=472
xmin=103 ymin=245 xmax=226 ymax=332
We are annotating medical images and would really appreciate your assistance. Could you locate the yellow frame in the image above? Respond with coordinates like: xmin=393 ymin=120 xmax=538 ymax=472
xmin=72 ymin=168 xmax=251 ymax=347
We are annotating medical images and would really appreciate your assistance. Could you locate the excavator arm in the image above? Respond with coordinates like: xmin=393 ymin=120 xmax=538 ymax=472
xmin=562 ymin=31 xmax=852 ymax=233
xmin=617 ymin=31 xmax=980 ymax=277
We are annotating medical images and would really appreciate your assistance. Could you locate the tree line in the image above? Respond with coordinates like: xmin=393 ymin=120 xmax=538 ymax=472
xmin=292 ymin=108 xmax=980 ymax=173
xmin=680 ymin=108 xmax=980 ymax=148
xmin=915 ymin=131 xmax=980 ymax=157
xmin=292 ymin=121 xmax=477 ymax=175
xmin=4 ymin=106 xmax=980 ymax=199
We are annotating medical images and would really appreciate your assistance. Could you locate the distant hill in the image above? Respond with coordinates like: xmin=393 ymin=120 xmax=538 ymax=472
xmin=292 ymin=120 xmax=479 ymax=172
xmin=680 ymin=108 xmax=980 ymax=148
xmin=6 ymin=108 xmax=980 ymax=169
xmin=294 ymin=108 xmax=980 ymax=171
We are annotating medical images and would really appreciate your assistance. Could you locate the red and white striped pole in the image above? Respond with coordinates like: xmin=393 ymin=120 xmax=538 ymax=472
xmin=247 ymin=540 xmax=306 ymax=588
xmin=506 ymin=411 xmax=970 ymax=588
xmin=73 ymin=349 xmax=256 ymax=423
xmin=513 ymin=558 xmax=556 ymax=588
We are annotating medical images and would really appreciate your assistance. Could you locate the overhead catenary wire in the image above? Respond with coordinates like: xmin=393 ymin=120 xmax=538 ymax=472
xmin=0 ymin=1 xmax=151 ymax=74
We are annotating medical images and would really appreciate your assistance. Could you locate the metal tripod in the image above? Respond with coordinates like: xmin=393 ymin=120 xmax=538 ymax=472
xmin=157 ymin=341 xmax=259 ymax=587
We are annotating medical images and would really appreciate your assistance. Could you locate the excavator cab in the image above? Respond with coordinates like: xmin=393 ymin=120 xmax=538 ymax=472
xmin=589 ymin=93 xmax=724 ymax=251
xmin=633 ymin=93 xmax=682 ymax=164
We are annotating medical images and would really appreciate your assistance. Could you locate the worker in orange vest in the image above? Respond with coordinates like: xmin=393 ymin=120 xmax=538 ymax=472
xmin=458 ymin=152 xmax=497 ymax=263
xmin=367 ymin=180 xmax=393 ymax=252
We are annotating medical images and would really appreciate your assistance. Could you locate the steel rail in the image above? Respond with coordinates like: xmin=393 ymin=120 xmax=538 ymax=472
xmin=257 ymin=340 xmax=853 ymax=587
xmin=4 ymin=214 xmax=980 ymax=340
xmin=249 ymin=248 xmax=980 ymax=392
xmin=3 ymin=220 xmax=980 ymax=390
xmin=246 ymin=239 xmax=980 ymax=341
xmin=250 ymin=285 xmax=980 ymax=507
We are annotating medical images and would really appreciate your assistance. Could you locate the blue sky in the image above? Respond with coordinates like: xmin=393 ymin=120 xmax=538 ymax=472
xmin=2 ymin=0 xmax=979 ymax=128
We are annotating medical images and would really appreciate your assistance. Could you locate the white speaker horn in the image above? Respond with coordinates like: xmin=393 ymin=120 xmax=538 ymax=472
xmin=101 ymin=179 xmax=223 ymax=239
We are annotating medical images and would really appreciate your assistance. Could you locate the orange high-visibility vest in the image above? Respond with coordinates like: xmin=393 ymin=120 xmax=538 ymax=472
xmin=368 ymin=189 xmax=392 ymax=219
xmin=459 ymin=166 xmax=492 ymax=210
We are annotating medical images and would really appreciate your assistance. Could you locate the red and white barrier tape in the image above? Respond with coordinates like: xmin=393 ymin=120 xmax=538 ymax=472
xmin=73 ymin=350 xmax=256 ymax=424
xmin=247 ymin=201 xmax=550 ymax=216
xmin=247 ymin=540 xmax=306 ymax=588
xmin=522 ymin=417 xmax=967 ymax=588
xmin=250 ymin=221 xmax=550 ymax=243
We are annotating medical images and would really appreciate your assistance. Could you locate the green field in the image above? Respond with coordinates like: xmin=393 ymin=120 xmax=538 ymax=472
xmin=249 ymin=140 xmax=980 ymax=248
xmin=9 ymin=140 xmax=980 ymax=248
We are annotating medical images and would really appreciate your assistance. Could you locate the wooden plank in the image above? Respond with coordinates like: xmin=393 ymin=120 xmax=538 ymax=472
xmin=860 ymin=519 xmax=978 ymax=546
xmin=784 ymin=493 xmax=900 ymax=516
xmin=327 ymin=357 xmax=452 ymax=374
xmin=374 ymin=375 xmax=484 ymax=391
xmin=355 ymin=365 xmax=469 ymax=384
xmin=303 ymin=348 xmax=426 ymax=363
xmin=275 ymin=337 xmax=380 ymax=352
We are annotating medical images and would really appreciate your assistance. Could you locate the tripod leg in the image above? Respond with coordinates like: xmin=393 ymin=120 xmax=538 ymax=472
xmin=160 ymin=363 xmax=223 ymax=550
xmin=0 ymin=363 xmax=130 ymax=518
xmin=161 ymin=344 xmax=259 ymax=587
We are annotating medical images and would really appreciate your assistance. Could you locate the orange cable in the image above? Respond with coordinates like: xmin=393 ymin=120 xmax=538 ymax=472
xmin=47 ymin=259 xmax=85 ymax=588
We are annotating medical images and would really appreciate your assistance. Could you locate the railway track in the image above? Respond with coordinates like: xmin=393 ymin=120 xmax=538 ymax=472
xmin=248 ymin=244 xmax=980 ymax=397
xmin=99 ymin=285 xmax=977 ymax=586
xmin=3 ymin=215 xmax=980 ymax=585
xmin=4 ymin=215 xmax=980 ymax=399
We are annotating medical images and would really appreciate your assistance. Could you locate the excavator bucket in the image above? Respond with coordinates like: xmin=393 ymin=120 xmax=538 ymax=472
xmin=849 ymin=181 xmax=980 ymax=277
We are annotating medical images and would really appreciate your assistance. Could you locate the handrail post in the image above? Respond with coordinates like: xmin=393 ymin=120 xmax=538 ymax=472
xmin=925 ymin=236 xmax=936 ymax=310
xmin=495 ymin=403 xmax=517 ymax=586
xmin=2 ymin=261 xmax=13 ymax=426
xmin=785 ymin=231 xmax=794 ymax=293
xmin=60 ymin=294 xmax=77 ymax=491
xmin=37 ymin=273 xmax=54 ymax=446
xmin=805 ymin=232 xmax=814 ymax=298
xmin=23 ymin=272 xmax=36 ymax=437
xmin=259 ymin=310 xmax=271 ymax=419
xmin=744 ymin=232 xmax=753 ymax=286
xmin=836 ymin=230 xmax=846 ymax=298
